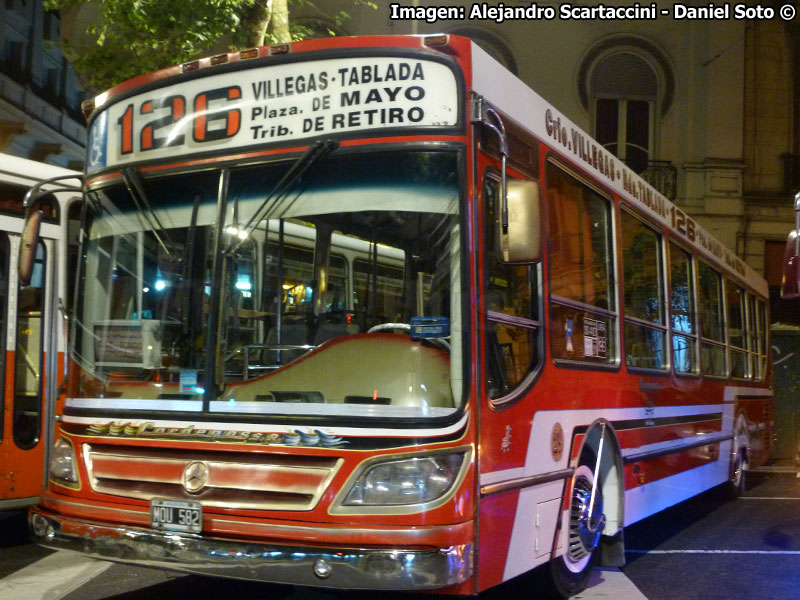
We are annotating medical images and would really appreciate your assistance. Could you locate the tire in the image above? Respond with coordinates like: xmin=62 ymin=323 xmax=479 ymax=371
xmin=725 ymin=448 xmax=746 ymax=499
xmin=547 ymin=464 xmax=605 ymax=598
xmin=725 ymin=417 xmax=749 ymax=500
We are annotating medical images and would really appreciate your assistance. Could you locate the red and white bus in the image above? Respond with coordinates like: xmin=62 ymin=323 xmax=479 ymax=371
xmin=0 ymin=153 xmax=81 ymax=510
xmin=28 ymin=35 xmax=772 ymax=597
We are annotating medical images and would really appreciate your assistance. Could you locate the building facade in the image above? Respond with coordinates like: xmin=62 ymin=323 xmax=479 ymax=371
xmin=1 ymin=0 xmax=85 ymax=168
xmin=305 ymin=0 xmax=798 ymax=324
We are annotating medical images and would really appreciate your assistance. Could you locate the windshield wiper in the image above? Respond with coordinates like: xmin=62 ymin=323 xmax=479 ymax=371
xmin=227 ymin=139 xmax=339 ymax=256
xmin=122 ymin=167 xmax=174 ymax=257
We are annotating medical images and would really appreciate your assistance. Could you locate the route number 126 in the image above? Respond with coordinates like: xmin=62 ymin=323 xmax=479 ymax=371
xmin=116 ymin=85 xmax=242 ymax=155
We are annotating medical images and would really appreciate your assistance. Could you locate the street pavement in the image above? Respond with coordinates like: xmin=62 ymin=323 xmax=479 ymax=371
xmin=1 ymin=466 xmax=799 ymax=599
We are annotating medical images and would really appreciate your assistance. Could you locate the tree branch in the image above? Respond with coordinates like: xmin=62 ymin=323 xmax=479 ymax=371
xmin=268 ymin=0 xmax=290 ymax=43
xmin=241 ymin=0 xmax=273 ymax=48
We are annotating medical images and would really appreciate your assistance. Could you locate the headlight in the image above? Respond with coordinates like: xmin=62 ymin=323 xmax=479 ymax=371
xmin=343 ymin=452 xmax=466 ymax=507
xmin=50 ymin=437 xmax=78 ymax=484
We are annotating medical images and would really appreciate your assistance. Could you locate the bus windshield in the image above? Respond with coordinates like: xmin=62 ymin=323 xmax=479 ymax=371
xmin=72 ymin=149 xmax=464 ymax=422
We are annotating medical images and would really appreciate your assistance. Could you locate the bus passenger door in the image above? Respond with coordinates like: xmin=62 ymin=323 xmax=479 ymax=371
xmin=0 ymin=235 xmax=55 ymax=507
xmin=476 ymin=164 xmax=551 ymax=589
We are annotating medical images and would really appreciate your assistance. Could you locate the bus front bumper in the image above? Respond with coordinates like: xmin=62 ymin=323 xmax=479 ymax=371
xmin=29 ymin=507 xmax=472 ymax=590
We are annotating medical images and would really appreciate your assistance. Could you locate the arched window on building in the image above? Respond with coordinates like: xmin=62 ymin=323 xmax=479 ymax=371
xmin=579 ymin=38 xmax=674 ymax=185
xmin=590 ymin=51 xmax=658 ymax=174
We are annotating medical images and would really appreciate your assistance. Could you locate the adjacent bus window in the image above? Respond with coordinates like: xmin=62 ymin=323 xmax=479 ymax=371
xmin=14 ymin=240 xmax=45 ymax=449
xmin=267 ymin=242 xmax=314 ymax=315
xmin=547 ymin=162 xmax=616 ymax=365
xmin=484 ymin=175 xmax=540 ymax=399
xmin=726 ymin=280 xmax=748 ymax=379
xmin=621 ymin=210 xmax=665 ymax=370
xmin=698 ymin=261 xmax=726 ymax=376
xmin=326 ymin=255 xmax=347 ymax=313
xmin=354 ymin=258 xmax=404 ymax=327
xmin=261 ymin=240 xmax=350 ymax=364
xmin=669 ymin=243 xmax=697 ymax=374
xmin=226 ymin=238 xmax=258 ymax=360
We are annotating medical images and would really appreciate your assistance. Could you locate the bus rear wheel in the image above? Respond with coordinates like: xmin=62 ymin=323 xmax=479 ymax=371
xmin=725 ymin=417 xmax=749 ymax=499
xmin=548 ymin=464 xmax=606 ymax=598
xmin=725 ymin=447 xmax=747 ymax=499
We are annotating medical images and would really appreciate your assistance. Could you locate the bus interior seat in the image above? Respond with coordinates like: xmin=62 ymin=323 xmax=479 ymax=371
xmin=264 ymin=317 xmax=310 ymax=364
xmin=312 ymin=311 xmax=358 ymax=345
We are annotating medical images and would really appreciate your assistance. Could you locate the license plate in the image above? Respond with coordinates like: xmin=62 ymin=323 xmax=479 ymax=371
xmin=149 ymin=498 xmax=202 ymax=533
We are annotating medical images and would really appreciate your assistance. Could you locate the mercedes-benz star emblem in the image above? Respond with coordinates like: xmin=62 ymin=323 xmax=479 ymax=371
xmin=182 ymin=461 xmax=209 ymax=494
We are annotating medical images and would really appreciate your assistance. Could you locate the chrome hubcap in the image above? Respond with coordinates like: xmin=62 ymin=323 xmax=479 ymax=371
xmin=568 ymin=470 xmax=606 ymax=564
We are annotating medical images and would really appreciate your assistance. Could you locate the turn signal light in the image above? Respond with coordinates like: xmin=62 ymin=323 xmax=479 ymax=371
xmin=269 ymin=44 xmax=291 ymax=55
xmin=423 ymin=34 xmax=449 ymax=48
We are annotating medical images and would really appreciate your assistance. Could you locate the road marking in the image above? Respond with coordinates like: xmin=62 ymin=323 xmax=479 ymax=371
xmin=574 ymin=568 xmax=649 ymax=599
xmin=0 ymin=550 xmax=111 ymax=600
xmin=740 ymin=497 xmax=800 ymax=500
xmin=627 ymin=549 xmax=800 ymax=555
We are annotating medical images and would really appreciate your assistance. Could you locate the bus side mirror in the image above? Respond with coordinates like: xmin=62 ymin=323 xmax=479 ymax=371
xmin=19 ymin=208 xmax=42 ymax=286
xmin=499 ymin=179 xmax=542 ymax=263
xmin=781 ymin=230 xmax=800 ymax=299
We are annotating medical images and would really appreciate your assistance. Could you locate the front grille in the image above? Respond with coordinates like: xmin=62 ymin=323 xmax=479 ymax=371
xmin=83 ymin=444 xmax=342 ymax=511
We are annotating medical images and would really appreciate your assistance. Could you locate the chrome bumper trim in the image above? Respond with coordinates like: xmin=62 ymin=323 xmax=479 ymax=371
xmin=0 ymin=496 xmax=38 ymax=510
xmin=29 ymin=508 xmax=472 ymax=590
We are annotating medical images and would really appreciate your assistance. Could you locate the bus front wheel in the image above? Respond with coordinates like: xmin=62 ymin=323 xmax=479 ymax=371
xmin=548 ymin=464 xmax=606 ymax=598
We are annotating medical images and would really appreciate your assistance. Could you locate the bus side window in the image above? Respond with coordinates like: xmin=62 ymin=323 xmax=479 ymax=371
xmin=546 ymin=162 xmax=616 ymax=365
xmin=726 ymin=279 xmax=748 ymax=379
xmin=13 ymin=239 xmax=45 ymax=449
xmin=698 ymin=261 xmax=726 ymax=376
xmin=621 ymin=210 xmax=666 ymax=370
xmin=483 ymin=175 xmax=539 ymax=401
xmin=669 ymin=243 xmax=698 ymax=374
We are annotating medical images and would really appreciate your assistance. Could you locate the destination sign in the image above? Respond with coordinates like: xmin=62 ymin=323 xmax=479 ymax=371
xmin=86 ymin=56 xmax=460 ymax=173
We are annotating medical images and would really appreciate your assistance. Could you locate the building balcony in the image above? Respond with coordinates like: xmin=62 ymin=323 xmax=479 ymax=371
xmin=641 ymin=160 xmax=678 ymax=201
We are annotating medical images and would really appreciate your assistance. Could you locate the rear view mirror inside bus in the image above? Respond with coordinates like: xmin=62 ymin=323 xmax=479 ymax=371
xmin=781 ymin=230 xmax=800 ymax=299
xmin=18 ymin=208 xmax=42 ymax=286
xmin=499 ymin=179 xmax=542 ymax=263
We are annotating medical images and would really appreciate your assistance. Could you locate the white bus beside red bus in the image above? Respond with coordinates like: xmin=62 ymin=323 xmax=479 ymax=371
xmin=0 ymin=153 xmax=81 ymax=510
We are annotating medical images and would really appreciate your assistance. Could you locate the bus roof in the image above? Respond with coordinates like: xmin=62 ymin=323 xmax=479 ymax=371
xmin=0 ymin=153 xmax=80 ymax=189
